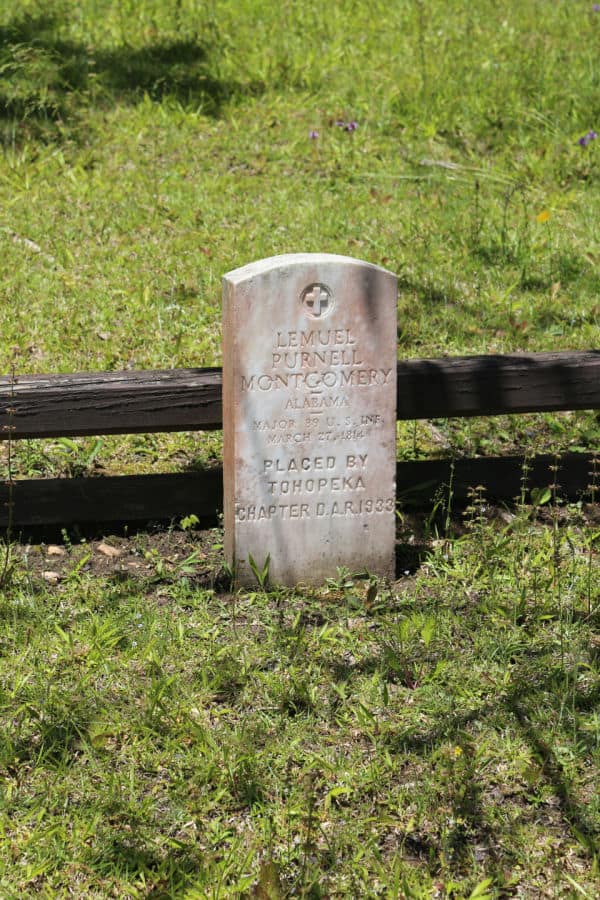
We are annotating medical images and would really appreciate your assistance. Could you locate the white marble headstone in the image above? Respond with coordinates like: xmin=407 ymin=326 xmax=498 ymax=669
xmin=223 ymin=253 xmax=397 ymax=587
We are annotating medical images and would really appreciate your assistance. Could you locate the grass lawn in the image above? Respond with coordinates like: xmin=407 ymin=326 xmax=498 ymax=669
xmin=0 ymin=0 xmax=599 ymax=895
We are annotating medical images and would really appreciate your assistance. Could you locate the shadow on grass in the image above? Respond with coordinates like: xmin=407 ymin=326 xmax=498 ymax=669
xmin=89 ymin=829 xmax=207 ymax=896
xmin=9 ymin=698 xmax=92 ymax=766
xmin=0 ymin=10 xmax=258 ymax=144
xmin=507 ymin=697 xmax=599 ymax=858
xmin=379 ymin=668 xmax=600 ymax=874
xmin=295 ymin=580 xmax=597 ymax=878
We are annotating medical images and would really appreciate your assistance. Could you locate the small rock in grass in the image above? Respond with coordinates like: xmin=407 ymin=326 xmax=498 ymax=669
xmin=97 ymin=542 xmax=121 ymax=558
xmin=42 ymin=571 xmax=61 ymax=584
xmin=47 ymin=545 xmax=66 ymax=556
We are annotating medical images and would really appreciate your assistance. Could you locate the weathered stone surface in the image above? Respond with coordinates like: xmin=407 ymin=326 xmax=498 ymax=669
xmin=222 ymin=253 xmax=397 ymax=587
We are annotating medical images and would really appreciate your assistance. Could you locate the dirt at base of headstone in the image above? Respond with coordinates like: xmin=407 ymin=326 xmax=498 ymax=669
xmin=5 ymin=503 xmax=599 ymax=591
xmin=12 ymin=527 xmax=224 ymax=588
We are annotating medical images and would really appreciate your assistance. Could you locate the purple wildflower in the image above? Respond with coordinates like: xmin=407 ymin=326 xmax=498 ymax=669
xmin=334 ymin=119 xmax=358 ymax=131
xmin=578 ymin=129 xmax=598 ymax=147
xmin=309 ymin=129 xmax=319 ymax=139
xmin=593 ymin=3 xmax=600 ymax=10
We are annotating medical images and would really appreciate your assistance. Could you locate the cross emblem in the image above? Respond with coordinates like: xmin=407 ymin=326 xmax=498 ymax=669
xmin=301 ymin=283 xmax=333 ymax=318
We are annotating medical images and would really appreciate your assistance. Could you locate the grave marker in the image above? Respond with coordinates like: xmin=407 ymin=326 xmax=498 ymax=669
xmin=222 ymin=253 xmax=397 ymax=586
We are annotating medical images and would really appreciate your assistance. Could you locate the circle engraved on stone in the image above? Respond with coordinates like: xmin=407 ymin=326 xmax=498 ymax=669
xmin=300 ymin=283 xmax=334 ymax=319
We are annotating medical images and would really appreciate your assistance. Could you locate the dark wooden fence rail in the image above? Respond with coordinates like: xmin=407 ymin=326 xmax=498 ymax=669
xmin=1 ymin=350 xmax=598 ymax=526
xmin=0 ymin=456 xmax=596 ymax=528
xmin=1 ymin=351 xmax=599 ymax=439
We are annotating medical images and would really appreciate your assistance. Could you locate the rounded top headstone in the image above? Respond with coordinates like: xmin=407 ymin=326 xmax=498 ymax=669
xmin=222 ymin=253 xmax=397 ymax=587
